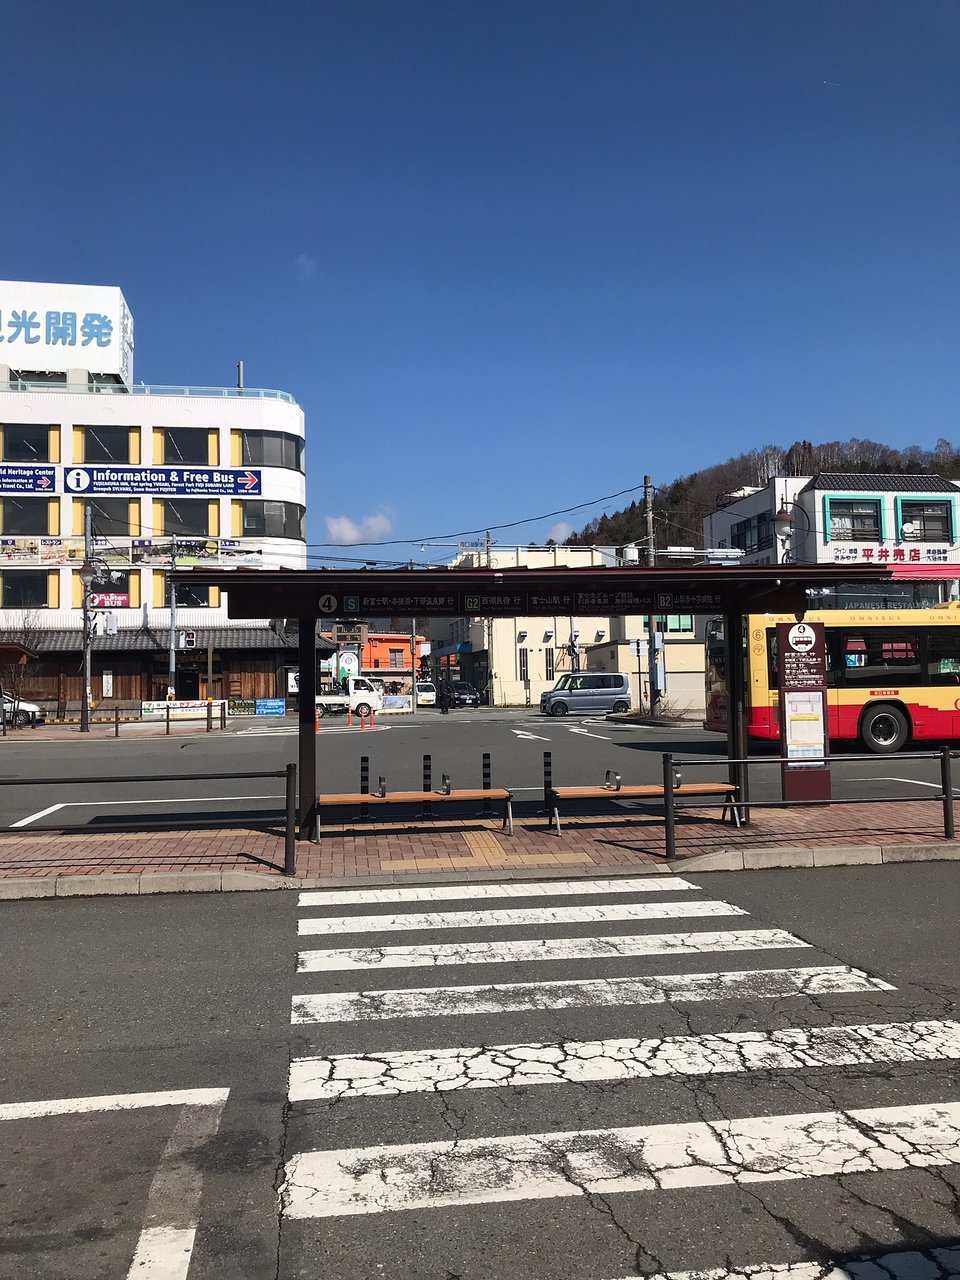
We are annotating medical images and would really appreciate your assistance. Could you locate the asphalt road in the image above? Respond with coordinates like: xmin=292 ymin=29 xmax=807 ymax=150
xmin=0 ymin=711 xmax=954 ymax=832
xmin=2 ymin=864 xmax=959 ymax=1279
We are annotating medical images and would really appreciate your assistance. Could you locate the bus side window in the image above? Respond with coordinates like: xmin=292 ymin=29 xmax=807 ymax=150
xmin=927 ymin=628 xmax=960 ymax=685
xmin=766 ymin=630 xmax=778 ymax=688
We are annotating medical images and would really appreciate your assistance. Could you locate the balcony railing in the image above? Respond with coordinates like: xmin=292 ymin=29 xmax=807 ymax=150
xmin=2 ymin=379 xmax=296 ymax=404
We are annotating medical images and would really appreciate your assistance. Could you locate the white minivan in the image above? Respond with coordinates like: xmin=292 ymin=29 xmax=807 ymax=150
xmin=540 ymin=672 xmax=631 ymax=717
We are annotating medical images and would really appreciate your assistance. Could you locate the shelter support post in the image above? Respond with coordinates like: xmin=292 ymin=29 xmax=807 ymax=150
xmin=298 ymin=618 xmax=318 ymax=841
xmin=724 ymin=608 xmax=750 ymax=825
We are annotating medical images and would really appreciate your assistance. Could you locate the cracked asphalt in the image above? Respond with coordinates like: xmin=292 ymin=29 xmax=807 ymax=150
xmin=1 ymin=862 xmax=959 ymax=1279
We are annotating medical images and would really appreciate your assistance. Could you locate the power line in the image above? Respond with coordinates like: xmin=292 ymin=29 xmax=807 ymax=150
xmin=303 ymin=482 xmax=651 ymax=549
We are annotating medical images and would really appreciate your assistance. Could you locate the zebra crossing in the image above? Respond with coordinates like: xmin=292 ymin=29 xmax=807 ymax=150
xmin=277 ymin=873 xmax=960 ymax=1278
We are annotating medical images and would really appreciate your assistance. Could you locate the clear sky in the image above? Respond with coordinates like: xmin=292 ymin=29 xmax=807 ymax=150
xmin=5 ymin=1 xmax=958 ymax=563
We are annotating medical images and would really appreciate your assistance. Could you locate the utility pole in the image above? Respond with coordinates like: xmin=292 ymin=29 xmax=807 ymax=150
xmin=80 ymin=503 xmax=93 ymax=733
xmin=410 ymin=615 xmax=418 ymax=716
xmin=644 ymin=474 xmax=661 ymax=716
xmin=167 ymin=535 xmax=178 ymax=701
xmin=484 ymin=529 xmax=494 ymax=705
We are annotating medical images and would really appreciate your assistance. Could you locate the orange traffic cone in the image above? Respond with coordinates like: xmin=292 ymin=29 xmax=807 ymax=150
xmin=369 ymin=708 xmax=376 ymax=728
xmin=347 ymin=706 xmax=353 ymax=727
xmin=359 ymin=711 xmax=367 ymax=731
xmin=315 ymin=710 xmax=320 ymax=735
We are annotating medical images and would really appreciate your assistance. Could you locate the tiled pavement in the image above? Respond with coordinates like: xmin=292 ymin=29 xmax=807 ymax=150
xmin=0 ymin=799 xmax=956 ymax=882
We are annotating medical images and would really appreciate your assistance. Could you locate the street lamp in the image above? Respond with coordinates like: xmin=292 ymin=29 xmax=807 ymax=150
xmin=79 ymin=558 xmax=97 ymax=734
xmin=774 ymin=501 xmax=812 ymax=564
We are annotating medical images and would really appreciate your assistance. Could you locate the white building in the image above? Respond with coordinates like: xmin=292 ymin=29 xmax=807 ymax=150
xmin=0 ymin=280 xmax=306 ymax=707
xmin=703 ymin=472 xmax=960 ymax=603
xmin=430 ymin=544 xmax=705 ymax=713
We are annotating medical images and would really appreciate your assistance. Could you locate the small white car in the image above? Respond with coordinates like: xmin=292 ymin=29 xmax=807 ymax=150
xmin=416 ymin=681 xmax=437 ymax=707
xmin=2 ymin=692 xmax=43 ymax=726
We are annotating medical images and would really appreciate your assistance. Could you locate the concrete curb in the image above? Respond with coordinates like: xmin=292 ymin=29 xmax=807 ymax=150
xmin=1 ymin=841 xmax=958 ymax=899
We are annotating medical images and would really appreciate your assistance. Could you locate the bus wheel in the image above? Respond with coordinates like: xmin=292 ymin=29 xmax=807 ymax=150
xmin=859 ymin=704 xmax=908 ymax=753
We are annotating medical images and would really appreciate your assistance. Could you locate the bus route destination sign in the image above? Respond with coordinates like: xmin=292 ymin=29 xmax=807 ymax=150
xmin=776 ymin=620 xmax=831 ymax=801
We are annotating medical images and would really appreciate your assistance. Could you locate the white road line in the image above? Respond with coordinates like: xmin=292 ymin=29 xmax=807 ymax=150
xmin=854 ymin=776 xmax=943 ymax=790
xmin=298 ymin=927 xmax=809 ymax=973
xmin=512 ymin=729 xmax=551 ymax=740
xmin=298 ymin=899 xmax=747 ymax=936
xmin=281 ymin=1099 xmax=960 ymax=1218
xmin=11 ymin=802 xmax=65 ymax=828
xmin=0 ymin=1087 xmax=230 ymax=1122
xmin=126 ymin=1226 xmax=197 ymax=1279
xmin=298 ymin=876 xmax=696 ymax=907
xmin=289 ymin=1018 xmax=960 ymax=1101
xmin=11 ymin=795 xmax=282 ymax=828
xmin=291 ymin=964 xmax=893 ymax=1024
xmin=596 ymin=1245 xmax=960 ymax=1280
xmin=126 ymin=1095 xmax=227 ymax=1280
xmin=569 ymin=727 xmax=611 ymax=740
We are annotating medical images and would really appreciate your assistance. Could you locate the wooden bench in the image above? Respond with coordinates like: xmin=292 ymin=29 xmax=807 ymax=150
xmin=546 ymin=777 xmax=739 ymax=835
xmin=316 ymin=786 xmax=514 ymax=835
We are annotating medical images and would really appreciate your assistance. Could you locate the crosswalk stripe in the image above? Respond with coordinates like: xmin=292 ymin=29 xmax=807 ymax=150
xmin=280 ymin=1099 xmax=960 ymax=1217
xmin=291 ymin=964 xmax=894 ymax=1024
xmin=596 ymin=1245 xmax=960 ymax=1280
xmin=287 ymin=1018 xmax=960 ymax=1100
xmin=297 ymin=899 xmax=747 ymax=935
xmin=297 ymin=877 xmax=696 ymax=908
xmin=297 ymin=927 xmax=809 ymax=973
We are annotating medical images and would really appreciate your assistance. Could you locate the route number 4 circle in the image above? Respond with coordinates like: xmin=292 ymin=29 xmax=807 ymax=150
xmin=318 ymin=594 xmax=338 ymax=614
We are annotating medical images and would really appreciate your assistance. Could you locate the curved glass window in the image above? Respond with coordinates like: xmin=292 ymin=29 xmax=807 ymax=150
xmin=241 ymin=431 xmax=303 ymax=472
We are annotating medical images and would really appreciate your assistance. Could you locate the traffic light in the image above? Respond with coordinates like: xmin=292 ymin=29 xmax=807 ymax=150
xmin=180 ymin=630 xmax=197 ymax=650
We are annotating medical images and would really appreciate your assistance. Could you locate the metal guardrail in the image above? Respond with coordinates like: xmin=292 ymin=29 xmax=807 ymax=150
xmin=660 ymin=747 xmax=959 ymax=858
xmin=0 ymin=765 xmax=298 ymax=875
xmin=3 ymin=379 xmax=296 ymax=402
xmin=1 ymin=704 xmax=230 ymax=736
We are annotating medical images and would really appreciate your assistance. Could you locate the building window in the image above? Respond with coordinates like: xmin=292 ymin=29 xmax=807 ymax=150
xmin=2 ymin=570 xmax=47 ymax=608
xmin=241 ymin=430 xmax=304 ymax=471
xmin=389 ymin=648 xmax=404 ymax=669
xmin=163 ymin=428 xmax=208 ymax=465
xmin=659 ymin=614 xmax=694 ymax=634
xmin=829 ymin=499 xmax=881 ymax=542
xmin=164 ymin=500 xmax=208 ymax=538
xmin=519 ymin=648 xmax=529 ymax=681
xmin=241 ymin=501 xmax=305 ymax=540
xmin=83 ymin=425 xmax=130 ymax=463
xmin=172 ymin=580 xmax=210 ymax=609
xmin=545 ymin=648 xmax=555 ymax=681
xmin=731 ymin=512 xmax=773 ymax=554
xmin=900 ymin=501 xmax=952 ymax=543
xmin=88 ymin=498 xmax=131 ymax=537
xmin=2 ymin=497 xmax=48 ymax=536
xmin=2 ymin=424 xmax=49 ymax=462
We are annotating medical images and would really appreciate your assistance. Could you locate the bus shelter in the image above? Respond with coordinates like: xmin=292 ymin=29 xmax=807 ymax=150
xmin=172 ymin=563 xmax=895 ymax=838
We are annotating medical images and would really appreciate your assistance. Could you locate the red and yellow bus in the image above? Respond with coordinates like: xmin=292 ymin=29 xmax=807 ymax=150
xmin=704 ymin=603 xmax=960 ymax=753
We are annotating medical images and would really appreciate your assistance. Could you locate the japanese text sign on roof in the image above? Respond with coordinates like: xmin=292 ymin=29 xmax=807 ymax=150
xmin=0 ymin=281 xmax=134 ymax=385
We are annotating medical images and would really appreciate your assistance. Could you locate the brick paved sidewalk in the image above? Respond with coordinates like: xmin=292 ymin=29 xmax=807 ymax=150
xmin=0 ymin=798 xmax=955 ymax=883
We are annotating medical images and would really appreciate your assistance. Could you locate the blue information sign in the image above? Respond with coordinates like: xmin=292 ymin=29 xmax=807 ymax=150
xmin=255 ymin=698 xmax=287 ymax=716
xmin=63 ymin=467 xmax=262 ymax=497
xmin=0 ymin=465 xmax=56 ymax=493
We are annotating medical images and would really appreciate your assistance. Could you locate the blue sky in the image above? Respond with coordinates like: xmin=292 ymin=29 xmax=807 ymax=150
xmin=5 ymin=1 xmax=958 ymax=563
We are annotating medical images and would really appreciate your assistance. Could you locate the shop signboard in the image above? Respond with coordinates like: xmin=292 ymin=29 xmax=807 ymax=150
xmin=64 ymin=466 xmax=261 ymax=497
xmin=776 ymin=621 xmax=831 ymax=802
xmin=89 ymin=591 xmax=129 ymax=608
xmin=142 ymin=699 xmax=225 ymax=718
xmin=255 ymin=698 xmax=286 ymax=716
xmin=0 ymin=465 xmax=56 ymax=493
xmin=0 ymin=536 xmax=265 ymax=567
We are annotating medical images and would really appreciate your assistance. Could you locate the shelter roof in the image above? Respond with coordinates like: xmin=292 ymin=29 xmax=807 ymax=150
xmin=171 ymin=563 xmax=899 ymax=620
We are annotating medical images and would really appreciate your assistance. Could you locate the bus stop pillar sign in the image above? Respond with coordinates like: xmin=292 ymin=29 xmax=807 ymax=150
xmin=776 ymin=621 xmax=832 ymax=803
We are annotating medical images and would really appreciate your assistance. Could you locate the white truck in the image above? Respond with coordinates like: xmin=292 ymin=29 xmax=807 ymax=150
xmin=314 ymin=676 xmax=384 ymax=718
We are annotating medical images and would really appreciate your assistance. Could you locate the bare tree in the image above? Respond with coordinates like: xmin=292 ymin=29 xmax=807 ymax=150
xmin=0 ymin=611 xmax=42 ymax=728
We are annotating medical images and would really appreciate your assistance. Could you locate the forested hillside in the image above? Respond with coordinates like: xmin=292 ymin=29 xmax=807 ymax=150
xmin=565 ymin=437 xmax=960 ymax=551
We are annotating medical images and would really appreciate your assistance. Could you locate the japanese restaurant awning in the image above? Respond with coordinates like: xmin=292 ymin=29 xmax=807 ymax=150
xmin=171 ymin=563 xmax=900 ymax=620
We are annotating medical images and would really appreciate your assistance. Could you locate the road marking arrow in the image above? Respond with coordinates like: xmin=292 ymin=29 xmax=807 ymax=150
xmin=512 ymin=729 xmax=550 ymax=741
xmin=569 ymin=727 xmax=610 ymax=740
